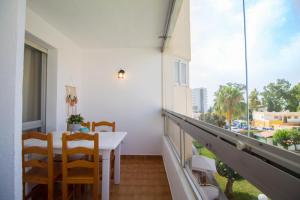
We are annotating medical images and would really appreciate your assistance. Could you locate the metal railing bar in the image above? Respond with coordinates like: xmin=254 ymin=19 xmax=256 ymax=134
xmin=163 ymin=109 xmax=300 ymax=200
xmin=163 ymin=109 xmax=300 ymax=174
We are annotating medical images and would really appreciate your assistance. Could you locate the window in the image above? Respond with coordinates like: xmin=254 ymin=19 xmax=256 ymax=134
xmin=22 ymin=43 xmax=47 ymax=132
xmin=180 ymin=62 xmax=187 ymax=84
xmin=174 ymin=59 xmax=189 ymax=86
xmin=174 ymin=60 xmax=180 ymax=84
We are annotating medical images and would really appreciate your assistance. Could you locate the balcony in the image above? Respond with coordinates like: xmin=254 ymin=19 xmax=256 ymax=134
xmin=1 ymin=0 xmax=300 ymax=200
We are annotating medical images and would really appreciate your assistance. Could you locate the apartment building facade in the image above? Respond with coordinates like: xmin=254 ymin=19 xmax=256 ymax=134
xmin=192 ymin=88 xmax=208 ymax=113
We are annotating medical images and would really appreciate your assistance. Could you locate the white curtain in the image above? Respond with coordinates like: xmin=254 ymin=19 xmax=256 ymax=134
xmin=22 ymin=45 xmax=42 ymax=122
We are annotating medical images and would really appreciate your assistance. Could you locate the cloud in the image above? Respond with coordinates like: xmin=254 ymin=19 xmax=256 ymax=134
xmin=190 ymin=0 xmax=300 ymax=107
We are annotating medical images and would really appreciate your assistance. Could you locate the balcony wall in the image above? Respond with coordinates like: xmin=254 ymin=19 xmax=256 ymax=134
xmin=0 ymin=0 xmax=26 ymax=199
xmin=26 ymin=8 xmax=83 ymax=132
xmin=80 ymin=49 xmax=163 ymax=155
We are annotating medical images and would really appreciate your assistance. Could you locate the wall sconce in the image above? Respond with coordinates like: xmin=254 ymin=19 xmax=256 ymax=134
xmin=118 ymin=69 xmax=125 ymax=79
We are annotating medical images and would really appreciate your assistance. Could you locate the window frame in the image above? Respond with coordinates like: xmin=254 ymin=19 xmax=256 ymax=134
xmin=22 ymin=42 xmax=47 ymax=132
xmin=174 ymin=58 xmax=189 ymax=87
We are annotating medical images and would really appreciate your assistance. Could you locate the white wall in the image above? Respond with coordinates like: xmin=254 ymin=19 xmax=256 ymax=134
xmin=25 ymin=8 xmax=83 ymax=132
xmin=0 ymin=0 xmax=26 ymax=199
xmin=81 ymin=49 xmax=163 ymax=155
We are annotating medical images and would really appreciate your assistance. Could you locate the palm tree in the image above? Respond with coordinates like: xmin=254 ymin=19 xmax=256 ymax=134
xmin=249 ymin=88 xmax=261 ymax=112
xmin=214 ymin=83 xmax=245 ymax=130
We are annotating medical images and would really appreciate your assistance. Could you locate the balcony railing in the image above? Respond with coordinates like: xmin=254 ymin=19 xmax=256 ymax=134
xmin=162 ymin=109 xmax=300 ymax=200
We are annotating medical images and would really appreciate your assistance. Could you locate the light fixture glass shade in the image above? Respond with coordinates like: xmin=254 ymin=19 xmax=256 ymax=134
xmin=118 ymin=69 xmax=125 ymax=79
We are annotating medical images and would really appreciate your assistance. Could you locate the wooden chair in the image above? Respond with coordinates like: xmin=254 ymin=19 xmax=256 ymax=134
xmin=54 ymin=122 xmax=90 ymax=163
xmin=92 ymin=121 xmax=116 ymax=180
xmin=81 ymin=121 xmax=91 ymax=130
xmin=62 ymin=132 xmax=99 ymax=200
xmin=91 ymin=121 xmax=115 ymax=132
xmin=22 ymin=131 xmax=61 ymax=200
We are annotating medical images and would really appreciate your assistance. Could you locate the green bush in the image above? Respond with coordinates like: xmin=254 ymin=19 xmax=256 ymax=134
xmin=289 ymin=129 xmax=300 ymax=150
xmin=273 ymin=129 xmax=300 ymax=150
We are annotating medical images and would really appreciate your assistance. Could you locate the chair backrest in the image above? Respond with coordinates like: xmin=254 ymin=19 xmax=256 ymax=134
xmin=92 ymin=121 xmax=115 ymax=132
xmin=81 ymin=121 xmax=91 ymax=130
xmin=62 ymin=132 xmax=99 ymax=181
xmin=22 ymin=131 xmax=53 ymax=181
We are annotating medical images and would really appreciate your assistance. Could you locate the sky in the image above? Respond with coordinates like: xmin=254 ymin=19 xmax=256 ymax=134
xmin=189 ymin=0 xmax=300 ymax=107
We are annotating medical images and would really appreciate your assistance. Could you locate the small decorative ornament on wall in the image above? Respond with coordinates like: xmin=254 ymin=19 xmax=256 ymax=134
xmin=65 ymin=85 xmax=78 ymax=116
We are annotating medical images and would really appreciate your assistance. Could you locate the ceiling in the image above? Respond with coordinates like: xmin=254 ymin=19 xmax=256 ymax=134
xmin=27 ymin=0 xmax=170 ymax=48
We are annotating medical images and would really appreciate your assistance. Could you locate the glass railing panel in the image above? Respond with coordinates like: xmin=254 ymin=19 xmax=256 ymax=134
xmin=185 ymin=140 xmax=268 ymax=200
xmin=190 ymin=0 xmax=248 ymax=136
xmin=245 ymin=0 xmax=300 ymax=154
xmin=166 ymin=117 xmax=181 ymax=159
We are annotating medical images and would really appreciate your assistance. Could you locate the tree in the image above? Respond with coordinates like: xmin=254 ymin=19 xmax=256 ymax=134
xmin=199 ymin=112 xmax=226 ymax=128
xmin=216 ymin=158 xmax=243 ymax=197
xmin=214 ymin=83 xmax=245 ymax=130
xmin=289 ymin=129 xmax=300 ymax=151
xmin=207 ymin=106 xmax=214 ymax=113
xmin=287 ymin=83 xmax=300 ymax=112
xmin=273 ymin=129 xmax=292 ymax=149
xmin=261 ymin=79 xmax=291 ymax=112
xmin=249 ymin=89 xmax=261 ymax=112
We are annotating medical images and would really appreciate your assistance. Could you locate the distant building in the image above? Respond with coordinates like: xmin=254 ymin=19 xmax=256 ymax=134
xmin=192 ymin=88 xmax=207 ymax=113
xmin=252 ymin=111 xmax=300 ymax=129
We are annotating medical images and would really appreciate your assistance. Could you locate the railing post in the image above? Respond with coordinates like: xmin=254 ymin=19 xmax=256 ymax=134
xmin=183 ymin=131 xmax=186 ymax=168
xmin=179 ymin=127 xmax=183 ymax=167
xmin=164 ymin=115 xmax=167 ymax=136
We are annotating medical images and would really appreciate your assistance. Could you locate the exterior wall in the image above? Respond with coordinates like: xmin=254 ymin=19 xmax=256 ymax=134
xmin=162 ymin=0 xmax=193 ymax=161
xmin=166 ymin=0 xmax=191 ymax=61
xmin=0 ymin=0 xmax=26 ymax=199
xmin=163 ymin=0 xmax=192 ymax=116
xmin=26 ymin=8 xmax=83 ymax=132
xmin=80 ymin=49 xmax=163 ymax=155
xmin=174 ymin=86 xmax=193 ymax=115
xmin=253 ymin=119 xmax=282 ymax=128
xmin=253 ymin=111 xmax=300 ymax=128
xmin=162 ymin=2 xmax=194 ymax=198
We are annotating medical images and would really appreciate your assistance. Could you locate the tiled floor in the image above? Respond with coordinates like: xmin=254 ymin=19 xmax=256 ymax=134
xmin=29 ymin=156 xmax=172 ymax=200
xmin=110 ymin=156 xmax=172 ymax=200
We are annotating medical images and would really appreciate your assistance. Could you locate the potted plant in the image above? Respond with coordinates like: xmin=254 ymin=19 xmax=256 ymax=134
xmin=67 ymin=114 xmax=84 ymax=132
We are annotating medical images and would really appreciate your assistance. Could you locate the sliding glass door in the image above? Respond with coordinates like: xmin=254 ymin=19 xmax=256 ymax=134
xmin=22 ymin=44 xmax=47 ymax=132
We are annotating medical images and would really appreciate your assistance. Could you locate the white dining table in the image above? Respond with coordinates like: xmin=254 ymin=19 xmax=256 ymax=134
xmin=25 ymin=131 xmax=127 ymax=200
